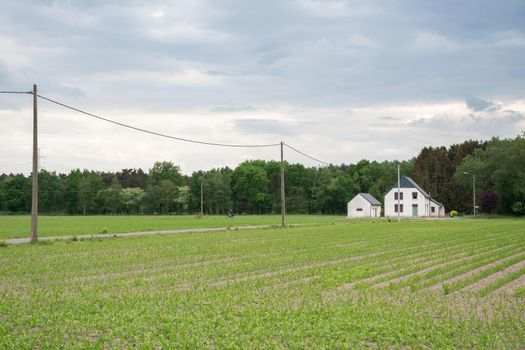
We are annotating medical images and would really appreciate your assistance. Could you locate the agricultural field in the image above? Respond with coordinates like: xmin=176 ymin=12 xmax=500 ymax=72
xmin=1 ymin=219 xmax=525 ymax=348
xmin=0 ymin=215 xmax=346 ymax=240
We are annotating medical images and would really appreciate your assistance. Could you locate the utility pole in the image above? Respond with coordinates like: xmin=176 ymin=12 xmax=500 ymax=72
xmin=473 ymin=174 xmax=476 ymax=218
xmin=463 ymin=172 xmax=476 ymax=218
xmin=280 ymin=141 xmax=285 ymax=227
xmin=200 ymin=182 xmax=204 ymax=217
xmin=31 ymin=84 xmax=38 ymax=242
xmin=397 ymin=164 xmax=400 ymax=222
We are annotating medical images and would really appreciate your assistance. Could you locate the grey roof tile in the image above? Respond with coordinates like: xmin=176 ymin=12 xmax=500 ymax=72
xmin=358 ymin=193 xmax=381 ymax=206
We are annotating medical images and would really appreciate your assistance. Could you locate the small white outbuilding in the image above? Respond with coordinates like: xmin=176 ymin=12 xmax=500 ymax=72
xmin=347 ymin=193 xmax=382 ymax=218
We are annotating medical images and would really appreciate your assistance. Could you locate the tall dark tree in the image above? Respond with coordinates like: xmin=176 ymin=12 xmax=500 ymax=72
xmin=117 ymin=168 xmax=148 ymax=189
xmin=479 ymin=191 xmax=501 ymax=214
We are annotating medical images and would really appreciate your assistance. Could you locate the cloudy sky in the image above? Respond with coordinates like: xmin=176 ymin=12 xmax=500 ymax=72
xmin=1 ymin=0 xmax=524 ymax=175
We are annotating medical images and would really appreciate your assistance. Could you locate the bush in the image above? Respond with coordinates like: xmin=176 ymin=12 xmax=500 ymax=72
xmin=450 ymin=210 xmax=458 ymax=217
xmin=511 ymin=202 xmax=524 ymax=216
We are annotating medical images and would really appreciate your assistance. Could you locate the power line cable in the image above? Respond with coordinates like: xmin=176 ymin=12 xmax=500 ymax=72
xmin=2 ymin=90 xmax=333 ymax=164
xmin=0 ymin=91 xmax=32 ymax=94
xmin=36 ymin=94 xmax=281 ymax=148
xmin=284 ymin=143 xmax=330 ymax=166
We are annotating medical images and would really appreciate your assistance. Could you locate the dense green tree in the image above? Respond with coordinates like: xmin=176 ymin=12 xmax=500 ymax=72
xmin=117 ymin=168 xmax=147 ymax=189
xmin=63 ymin=169 xmax=83 ymax=214
xmin=0 ymin=174 xmax=31 ymax=212
xmin=456 ymin=135 xmax=525 ymax=215
xmin=148 ymin=162 xmax=184 ymax=187
xmin=174 ymin=186 xmax=190 ymax=213
xmin=78 ymin=172 xmax=104 ymax=215
xmin=232 ymin=161 xmax=269 ymax=213
xmin=311 ymin=167 xmax=359 ymax=214
xmin=285 ymin=163 xmax=311 ymax=213
xmin=97 ymin=177 xmax=123 ymax=214
xmin=38 ymin=170 xmax=63 ymax=213
xmin=1 ymin=134 xmax=521 ymax=216
xmin=121 ymin=188 xmax=144 ymax=214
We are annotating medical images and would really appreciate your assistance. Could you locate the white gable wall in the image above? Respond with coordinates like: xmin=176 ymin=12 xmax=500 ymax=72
xmin=384 ymin=188 xmax=445 ymax=217
xmin=347 ymin=195 xmax=381 ymax=218
xmin=384 ymin=188 xmax=430 ymax=217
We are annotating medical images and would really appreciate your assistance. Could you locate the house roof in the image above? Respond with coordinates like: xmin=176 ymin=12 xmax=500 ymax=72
xmin=390 ymin=176 xmax=430 ymax=197
xmin=358 ymin=193 xmax=381 ymax=206
xmin=429 ymin=197 xmax=445 ymax=208
xmin=389 ymin=176 xmax=445 ymax=208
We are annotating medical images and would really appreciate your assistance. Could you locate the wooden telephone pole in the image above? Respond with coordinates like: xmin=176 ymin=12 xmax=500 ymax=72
xmin=31 ymin=84 xmax=38 ymax=242
xmin=200 ymin=182 xmax=204 ymax=217
xmin=397 ymin=164 xmax=400 ymax=222
xmin=280 ymin=142 xmax=285 ymax=227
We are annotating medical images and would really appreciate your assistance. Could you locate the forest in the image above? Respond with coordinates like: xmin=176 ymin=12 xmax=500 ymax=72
xmin=1 ymin=134 xmax=523 ymax=216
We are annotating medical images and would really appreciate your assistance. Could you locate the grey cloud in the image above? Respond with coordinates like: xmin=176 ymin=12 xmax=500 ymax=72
xmin=233 ymin=118 xmax=297 ymax=135
xmin=378 ymin=116 xmax=401 ymax=121
xmin=210 ymin=105 xmax=255 ymax=112
xmin=408 ymin=109 xmax=525 ymax=137
xmin=2 ymin=0 xmax=524 ymax=108
xmin=1 ymin=0 xmax=524 ymax=174
xmin=465 ymin=96 xmax=494 ymax=112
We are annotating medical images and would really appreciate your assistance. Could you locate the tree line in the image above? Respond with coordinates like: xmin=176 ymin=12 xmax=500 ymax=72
xmin=1 ymin=134 xmax=523 ymax=216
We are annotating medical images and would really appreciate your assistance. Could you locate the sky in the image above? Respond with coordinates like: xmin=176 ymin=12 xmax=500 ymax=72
xmin=0 ymin=0 xmax=524 ymax=175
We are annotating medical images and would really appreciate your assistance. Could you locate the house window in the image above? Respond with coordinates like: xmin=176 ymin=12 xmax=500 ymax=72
xmin=356 ymin=208 xmax=363 ymax=212
xmin=412 ymin=192 xmax=417 ymax=199
xmin=394 ymin=204 xmax=404 ymax=212
xmin=431 ymin=207 xmax=435 ymax=213
xmin=394 ymin=192 xmax=403 ymax=200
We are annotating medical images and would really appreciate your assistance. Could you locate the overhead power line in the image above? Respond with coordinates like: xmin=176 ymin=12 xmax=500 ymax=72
xmin=36 ymin=94 xmax=281 ymax=148
xmin=284 ymin=143 xmax=330 ymax=166
xmin=2 ymin=90 xmax=331 ymax=164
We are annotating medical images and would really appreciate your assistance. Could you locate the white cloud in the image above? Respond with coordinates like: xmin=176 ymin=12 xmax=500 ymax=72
xmin=150 ymin=10 xmax=165 ymax=19
xmin=293 ymin=0 xmax=379 ymax=18
xmin=413 ymin=31 xmax=458 ymax=51
xmin=146 ymin=22 xmax=233 ymax=44
xmin=94 ymin=69 xmax=225 ymax=87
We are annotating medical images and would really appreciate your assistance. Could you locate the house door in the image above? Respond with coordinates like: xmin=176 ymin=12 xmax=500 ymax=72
xmin=412 ymin=204 xmax=418 ymax=217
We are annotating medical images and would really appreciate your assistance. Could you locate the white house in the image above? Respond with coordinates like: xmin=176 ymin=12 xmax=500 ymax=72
xmin=384 ymin=176 xmax=445 ymax=218
xmin=347 ymin=193 xmax=382 ymax=218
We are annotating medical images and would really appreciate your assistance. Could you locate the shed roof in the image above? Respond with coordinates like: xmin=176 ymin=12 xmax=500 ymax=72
xmin=429 ymin=197 xmax=445 ymax=208
xmin=358 ymin=193 xmax=381 ymax=206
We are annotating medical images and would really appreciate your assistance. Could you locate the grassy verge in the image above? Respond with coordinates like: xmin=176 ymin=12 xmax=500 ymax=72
xmin=0 ymin=214 xmax=347 ymax=239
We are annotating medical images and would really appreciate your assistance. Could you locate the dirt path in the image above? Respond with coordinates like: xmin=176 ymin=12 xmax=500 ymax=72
xmin=426 ymin=251 xmax=525 ymax=291
xmin=4 ymin=224 xmax=313 ymax=245
xmin=465 ymin=259 xmax=525 ymax=292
